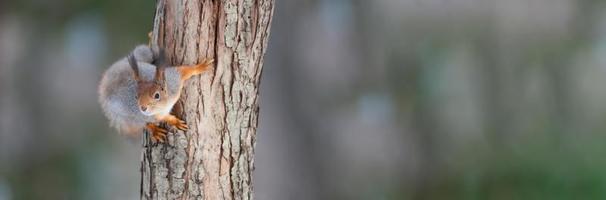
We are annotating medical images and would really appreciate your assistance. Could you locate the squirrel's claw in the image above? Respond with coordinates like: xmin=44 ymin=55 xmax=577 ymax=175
xmin=148 ymin=124 xmax=169 ymax=143
xmin=147 ymin=31 xmax=153 ymax=46
xmin=174 ymin=119 xmax=188 ymax=131
xmin=205 ymin=59 xmax=214 ymax=66
xmin=159 ymin=115 xmax=188 ymax=132
xmin=152 ymin=129 xmax=168 ymax=143
xmin=152 ymin=134 xmax=165 ymax=143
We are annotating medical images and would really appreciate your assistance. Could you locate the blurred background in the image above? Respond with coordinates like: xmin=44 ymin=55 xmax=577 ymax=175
xmin=2 ymin=0 xmax=606 ymax=199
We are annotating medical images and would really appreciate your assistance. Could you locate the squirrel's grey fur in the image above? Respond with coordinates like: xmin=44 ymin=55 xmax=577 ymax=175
xmin=98 ymin=45 xmax=182 ymax=134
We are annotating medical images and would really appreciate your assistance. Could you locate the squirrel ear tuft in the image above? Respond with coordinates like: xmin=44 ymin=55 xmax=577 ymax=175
xmin=153 ymin=48 xmax=168 ymax=68
xmin=128 ymin=54 xmax=141 ymax=81
xmin=153 ymin=48 xmax=167 ymax=85
xmin=155 ymin=66 xmax=165 ymax=85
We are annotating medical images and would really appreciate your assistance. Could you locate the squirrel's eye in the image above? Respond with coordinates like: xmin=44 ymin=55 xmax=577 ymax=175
xmin=154 ymin=92 xmax=160 ymax=100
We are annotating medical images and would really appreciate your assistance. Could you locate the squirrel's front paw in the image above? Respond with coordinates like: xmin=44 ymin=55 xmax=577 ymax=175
xmin=147 ymin=124 xmax=169 ymax=143
xmin=173 ymin=118 xmax=188 ymax=131
xmin=160 ymin=114 xmax=189 ymax=131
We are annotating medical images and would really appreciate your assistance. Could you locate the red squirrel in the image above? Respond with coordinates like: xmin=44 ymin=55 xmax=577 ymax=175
xmin=98 ymin=45 xmax=213 ymax=142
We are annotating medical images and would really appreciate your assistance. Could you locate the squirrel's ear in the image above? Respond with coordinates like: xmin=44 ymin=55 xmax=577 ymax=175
xmin=128 ymin=54 xmax=141 ymax=82
xmin=153 ymin=48 xmax=168 ymax=67
xmin=154 ymin=48 xmax=167 ymax=85
xmin=155 ymin=65 xmax=165 ymax=86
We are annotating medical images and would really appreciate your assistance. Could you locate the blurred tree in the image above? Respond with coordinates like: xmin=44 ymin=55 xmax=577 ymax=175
xmin=139 ymin=0 xmax=274 ymax=199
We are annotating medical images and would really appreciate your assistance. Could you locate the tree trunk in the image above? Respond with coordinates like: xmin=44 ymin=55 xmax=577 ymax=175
xmin=140 ymin=0 xmax=274 ymax=199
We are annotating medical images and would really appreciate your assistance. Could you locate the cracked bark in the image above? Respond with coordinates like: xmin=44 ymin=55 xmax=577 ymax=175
xmin=140 ymin=0 xmax=274 ymax=199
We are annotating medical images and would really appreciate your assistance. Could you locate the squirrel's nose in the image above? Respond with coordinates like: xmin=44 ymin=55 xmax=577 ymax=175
xmin=141 ymin=106 xmax=148 ymax=112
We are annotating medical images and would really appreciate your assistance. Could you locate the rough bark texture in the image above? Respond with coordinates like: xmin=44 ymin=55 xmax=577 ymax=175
xmin=140 ymin=0 xmax=274 ymax=199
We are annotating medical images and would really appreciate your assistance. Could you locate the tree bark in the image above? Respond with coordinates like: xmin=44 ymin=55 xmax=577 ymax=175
xmin=140 ymin=0 xmax=274 ymax=199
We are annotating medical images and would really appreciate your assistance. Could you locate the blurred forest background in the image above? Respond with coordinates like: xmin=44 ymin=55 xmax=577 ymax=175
xmin=2 ymin=0 xmax=606 ymax=199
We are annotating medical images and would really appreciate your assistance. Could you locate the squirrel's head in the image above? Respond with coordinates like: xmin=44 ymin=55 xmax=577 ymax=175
xmin=128 ymin=54 xmax=169 ymax=116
